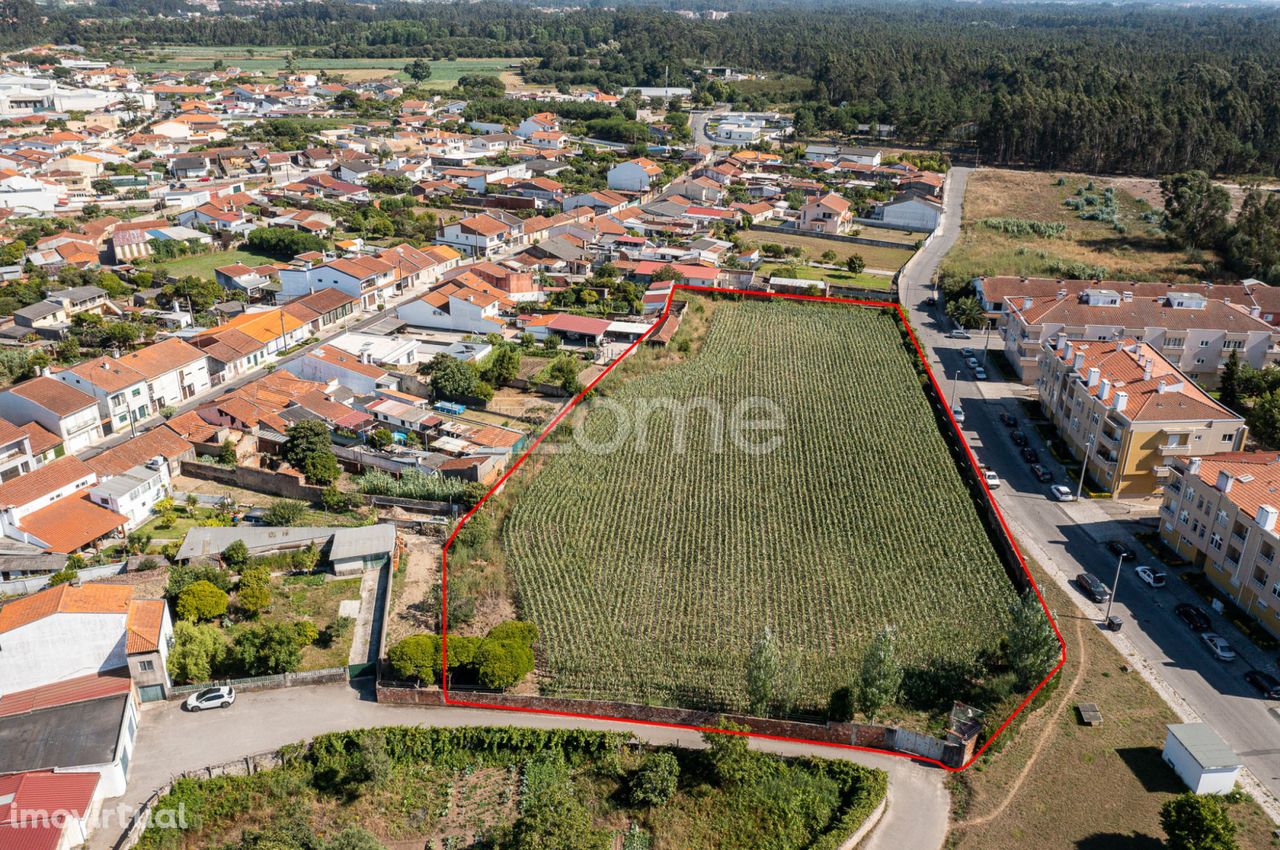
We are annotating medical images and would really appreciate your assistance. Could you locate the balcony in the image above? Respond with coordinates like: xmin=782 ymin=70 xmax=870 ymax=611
xmin=1098 ymin=430 xmax=1122 ymax=447
xmin=1226 ymin=556 xmax=1241 ymax=571
xmin=1263 ymin=551 xmax=1275 ymax=565
xmin=1231 ymin=532 xmax=1248 ymax=548
xmin=1159 ymin=444 xmax=1193 ymax=457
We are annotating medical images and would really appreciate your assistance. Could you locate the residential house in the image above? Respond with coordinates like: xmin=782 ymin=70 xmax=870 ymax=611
xmin=88 ymin=459 xmax=171 ymax=531
xmin=799 ymin=192 xmax=852 ymax=235
xmin=190 ymin=308 xmax=307 ymax=381
xmin=0 ymin=769 xmax=103 ymax=850
xmin=0 ymin=418 xmax=37 ymax=482
xmin=1160 ymin=453 xmax=1280 ymax=642
xmin=0 ymin=456 xmax=125 ymax=553
xmin=607 ymin=157 xmax=664 ymax=193
xmin=214 ymin=263 xmax=277 ymax=300
xmin=52 ymin=358 xmax=152 ymax=437
xmin=85 ymin=426 xmax=193 ymax=480
xmin=872 ymin=192 xmax=941 ymax=231
xmin=0 ymin=376 xmax=104 ymax=453
xmin=117 ymin=338 xmax=213 ymax=413
xmin=282 ymin=288 xmax=360 ymax=335
xmin=1037 ymin=337 xmax=1246 ymax=498
xmin=278 ymin=255 xmax=398 ymax=310
xmin=282 ymin=345 xmax=399 ymax=395
xmin=515 ymin=112 xmax=560 ymax=139
xmin=437 ymin=213 xmax=521 ymax=259
xmin=397 ymin=280 xmax=512 ymax=334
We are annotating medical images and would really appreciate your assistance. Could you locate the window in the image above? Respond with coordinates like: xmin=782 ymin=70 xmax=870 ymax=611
xmin=1273 ymin=583 xmax=1280 ymax=599
xmin=1210 ymin=533 xmax=1223 ymax=550
xmin=1254 ymin=566 xmax=1268 ymax=586
xmin=1166 ymin=338 xmax=1184 ymax=348
xmin=1224 ymin=433 xmax=1235 ymax=442
xmin=138 ymin=659 xmax=154 ymax=672
xmin=1224 ymin=340 xmax=1244 ymax=350
xmin=1195 ymin=357 xmax=1207 ymax=365
xmin=131 ymin=387 xmax=141 ymax=397
xmin=1200 ymin=339 xmax=1211 ymax=348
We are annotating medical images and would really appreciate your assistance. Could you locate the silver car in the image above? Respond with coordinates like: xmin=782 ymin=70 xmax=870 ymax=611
xmin=185 ymin=685 xmax=236 ymax=711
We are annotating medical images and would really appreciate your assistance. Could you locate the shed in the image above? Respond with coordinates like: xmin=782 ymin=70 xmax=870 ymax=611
xmin=1163 ymin=723 xmax=1242 ymax=795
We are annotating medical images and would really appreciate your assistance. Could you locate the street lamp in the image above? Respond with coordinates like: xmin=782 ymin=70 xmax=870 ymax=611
xmin=1105 ymin=552 xmax=1128 ymax=623
xmin=1074 ymin=434 xmax=1094 ymax=501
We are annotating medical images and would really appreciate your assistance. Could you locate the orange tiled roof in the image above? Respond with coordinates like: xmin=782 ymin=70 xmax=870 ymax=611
xmin=125 ymin=599 xmax=165 ymax=653
xmin=17 ymin=492 xmax=127 ymax=554
xmin=0 ymin=583 xmax=131 ymax=633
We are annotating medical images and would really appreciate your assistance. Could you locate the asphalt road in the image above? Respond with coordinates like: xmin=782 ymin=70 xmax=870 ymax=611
xmin=689 ymin=106 xmax=728 ymax=149
xmin=899 ymin=168 xmax=1280 ymax=817
xmin=94 ymin=682 xmax=948 ymax=850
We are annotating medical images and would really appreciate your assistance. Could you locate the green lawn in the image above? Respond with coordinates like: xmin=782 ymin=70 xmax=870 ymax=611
xmin=265 ymin=575 xmax=363 ymax=670
xmin=757 ymin=262 xmax=895 ymax=290
xmin=153 ymin=248 xmax=280 ymax=281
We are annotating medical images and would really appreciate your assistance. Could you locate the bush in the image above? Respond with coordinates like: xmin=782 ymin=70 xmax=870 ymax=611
xmin=487 ymin=620 xmax=538 ymax=645
xmin=236 ymin=575 xmax=271 ymax=618
xmin=388 ymin=634 xmax=442 ymax=684
xmin=231 ymin=622 xmax=304 ymax=676
xmin=629 ymin=751 xmax=680 ymax=807
xmin=177 ymin=580 xmax=229 ymax=622
xmin=45 ymin=565 xmax=78 ymax=586
xmin=264 ymin=500 xmax=306 ymax=526
xmin=827 ymin=686 xmax=854 ymax=722
xmin=167 ymin=620 xmax=227 ymax=684
xmin=222 ymin=539 xmax=250 ymax=570
xmin=473 ymin=638 xmax=534 ymax=689
xmin=320 ymin=615 xmax=354 ymax=648
xmin=166 ymin=564 xmax=233 ymax=597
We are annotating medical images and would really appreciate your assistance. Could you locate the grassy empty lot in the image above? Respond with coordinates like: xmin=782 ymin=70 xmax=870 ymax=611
xmin=941 ymin=168 xmax=1215 ymax=283
xmin=948 ymin=557 xmax=1277 ymax=850
xmin=152 ymin=247 xmax=280 ymax=281
xmin=491 ymin=299 xmax=1017 ymax=712
xmin=756 ymin=262 xmax=894 ymax=290
xmin=264 ymin=574 xmax=362 ymax=670
xmin=128 ymin=49 xmax=523 ymax=88
xmin=745 ymin=228 xmax=917 ymax=271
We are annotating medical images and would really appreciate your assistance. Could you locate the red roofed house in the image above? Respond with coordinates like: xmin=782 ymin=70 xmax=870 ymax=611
xmin=0 ymin=376 xmax=105 ymax=453
xmin=799 ymin=192 xmax=853 ymax=235
xmin=607 ymin=157 xmax=664 ymax=193
xmin=0 ymin=770 xmax=102 ymax=850
xmin=1039 ymin=337 xmax=1246 ymax=498
xmin=282 ymin=345 xmax=399 ymax=395
xmin=0 ymin=455 xmax=127 ymax=555
xmin=398 ymin=280 xmax=513 ymax=335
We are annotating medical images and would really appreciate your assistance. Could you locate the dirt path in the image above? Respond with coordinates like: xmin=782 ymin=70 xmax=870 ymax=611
xmin=384 ymin=532 xmax=441 ymax=647
xmin=956 ymin=616 xmax=1089 ymax=830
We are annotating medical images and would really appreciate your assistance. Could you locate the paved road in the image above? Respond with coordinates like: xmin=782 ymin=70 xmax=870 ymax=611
xmin=898 ymin=168 xmax=1280 ymax=819
xmin=94 ymin=682 xmax=947 ymax=850
xmin=689 ymin=106 xmax=728 ymax=149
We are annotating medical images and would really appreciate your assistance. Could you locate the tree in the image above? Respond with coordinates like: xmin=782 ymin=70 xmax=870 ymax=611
xmin=366 ymin=428 xmax=392 ymax=450
xmin=283 ymin=420 xmax=340 ymax=485
xmin=236 ymin=573 xmax=271 ymax=618
xmin=217 ymin=438 xmax=237 ymax=465
xmin=473 ymin=638 xmax=535 ymax=689
xmin=856 ymin=626 xmax=902 ymax=720
xmin=167 ymin=620 xmax=227 ymax=684
xmin=945 ymin=296 xmax=986 ymax=330
xmin=487 ymin=620 xmax=538 ymax=644
xmin=91 ymin=178 xmax=117 ymax=196
xmin=263 ymin=499 xmax=307 ymax=526
xmin=1227 ymin=188 xmax=1280 ymax=283
xmin=46 ymin=562 xmax=79 ymax=586
xmin=1160 ymin=171 xmax=1231 ymax=250
xmin=482 ymin=346 xmax=521 ymax=387
xmin=245 ymin=226 xmax=327 ymax=258
xmin=177 ymin=580 xmax=229 ymax=622
xmin=1249 ymin=390 xmax=1280 ymax=448
xmin=846 ymin=254 xmax=866 ymax=274
xmin=431 ymin=358 xmax=486 ymax=402
xmin=222 ymin=539 xmax=250 ymax=571
xmin=820 ymin=249 xmax=838 ymax=264
xmin=404 ymin=58 xmax=433 ymax=81
xmin=1005 ymin=592 xmax=1060 ymax=689
xmin=506 ymin=781 xmax=609 ymax=850
xmin=231 ymin=622 xmax=303 ymax=676
xmin=745 ymin=626 xmax=781 ymax=715
xmin=629 ymin=751 xmax=680 ymax=807
xmin=701 ymin=721 xmax=757 ymax=786
xmin=1220 ymin=350 xmax=1243 ymax=413
xmin=547 ymin=357 xmax=582 ymax=395
xmin=1160 ymin=793 xmax=1238 ymax=850
xmin=388 ymin=634 xmax=442 ymax=683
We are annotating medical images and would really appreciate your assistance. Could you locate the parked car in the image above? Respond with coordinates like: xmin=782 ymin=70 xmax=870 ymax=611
xmin=1050 ymin=484 xmax=1076 ymax=501
xmin=1106 ymin=541 xmax=1137 ymax=560
xmin=1011 ymin=431 xmax=1029 ymax=447
xmin=974 ymin=367 xmax=988 ymax=380
xmin=1175 ymin=603 xmax=1212 ymax=632
xmin=1076 ymin=571 xmax=1111 ymax=603
xmin=960 ymin=347 xmax=974 ymax=358
xmin=951 ymin=406 xmax=966 ymax=424
xmin=999 ymin=412 xmax=1018 ymax=428
xmin=1245 ymin=670 xmax=1280 ymax=699
xmin=983 ymin=470 xmax=1001 ymax=489
xmin=1030 ymin=464 xmax=1053 ymax=482
xmin=1134 ymin=565 xmax=1167 ymax=588
xmin=185 ymin=685 xmax=236 ymax=711
xmin=1202 ymin=632 xmax=1237 ymax=662
xmin=1021 ymin=446 xmax=1040 ymax=464
xmin=965 ymin=357 xmax=979 ymax=370
xmin=949 ymin=329 xmax=972 ymax=339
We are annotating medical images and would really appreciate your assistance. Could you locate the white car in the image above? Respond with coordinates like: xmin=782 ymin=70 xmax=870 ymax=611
xmin=949 ymin=329 xmax=972 ymax=339
xmin=974 ymin=367 xmax=988 ymax=381
xmin=983 ymin=470 xmax=1001 ymax=489
xmin=1202 ymin=632 xmax=1236 ymax=662
xmin=1050 ymin=485 xmax=1076 ymax=502
xmin=960 ymin=347 xmax=975 ymax=358
xmin=1134 ymin=565 xmax=1167 ymax=588
xmin=965 ymin=357 xmax=979 ymax=370
xmin=951 ymin=406 xmax=966 ymax=424
xmin=185 ymin=685 xmax=236 ymax=711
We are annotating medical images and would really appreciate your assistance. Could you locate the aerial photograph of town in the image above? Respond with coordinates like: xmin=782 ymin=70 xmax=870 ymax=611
xmin=2 ymin=0 xmax=1280 ymax=847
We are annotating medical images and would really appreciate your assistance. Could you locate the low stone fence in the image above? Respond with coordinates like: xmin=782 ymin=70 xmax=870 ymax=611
xmin=168 ymin=667 xmax=348 ymax=700
xmin=751 ymin=223 xmax=923 ymax=251
xmin=180 ymin=460 xmax=328 ymax=503
xmin=375 ymin=684 xmax=893 ymax=750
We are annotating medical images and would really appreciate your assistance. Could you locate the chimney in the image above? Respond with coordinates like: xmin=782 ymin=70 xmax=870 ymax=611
xmin=1022 ymin=296 xmax=1033 ymax=311
xmin=1217 ymin=470 xmax=1234 ymax=494
xmin=1056 ymin=336 xmax=1068 ymax=353
xmin=1073 ymin=351 xmax=1085 ymax=370
xmin=1112 ymin=390 xmax=1128 ymax=413
xmin=1087 ymin=367 xmax=1100 ymax=388
xmin=1252 ymin=306 xmax=1262 ymax=318
xmin=1143 ymin=361 xmax=1152 ymax=381
xmin=1064 ymin=340 xmax=1074 ymax=360
xmin=1257 ymin=504 xmax=1279 ymax=533
xmin=1188 ymin=456 xmax=1202 ymax=475
xmin=1097 ymin=378 xmax=1111 ymax=401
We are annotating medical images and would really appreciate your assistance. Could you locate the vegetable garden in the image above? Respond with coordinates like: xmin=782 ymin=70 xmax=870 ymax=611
xmin=496 ymin=299 xmax=1019 ymax=713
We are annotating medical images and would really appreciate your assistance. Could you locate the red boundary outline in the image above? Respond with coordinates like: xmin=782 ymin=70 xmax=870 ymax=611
xmin=438 ymin=284 xmax=1067 ymax=772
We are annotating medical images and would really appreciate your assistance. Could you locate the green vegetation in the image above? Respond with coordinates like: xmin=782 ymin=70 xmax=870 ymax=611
xmin=389 ymin=620 xmax=537 ymax=689
xmin=151 ymin=247 xmax=279 ymax=281
xmin=495 ymin=300 xmax=1018 ymax=714
xmin=135 ymin=725 xmax=887 ymax=850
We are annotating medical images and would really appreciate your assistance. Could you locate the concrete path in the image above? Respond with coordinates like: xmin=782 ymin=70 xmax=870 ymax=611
xmin=94 ymin=682 xmax=948 ymax=850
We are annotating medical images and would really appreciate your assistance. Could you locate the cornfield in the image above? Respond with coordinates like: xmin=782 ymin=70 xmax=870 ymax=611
xmin=499 ymin=300 xmax=1018 ymax=712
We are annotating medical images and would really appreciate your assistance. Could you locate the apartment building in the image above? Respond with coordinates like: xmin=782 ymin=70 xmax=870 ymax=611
xmin=1037 ymin=337 xmax=1246 ymax=498
xmin=1160 ymin=453 xmax=1280 ymax=640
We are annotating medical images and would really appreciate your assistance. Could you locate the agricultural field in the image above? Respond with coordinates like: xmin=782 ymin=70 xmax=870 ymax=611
xmin=940 ymin=168 xmax=1213 ymax=285
xmin=125 ymin=48 xmax=524 ymax=89
xmin=151 ymin=247 xmax=281 ymax=281
xmin=744 ymin=228 xmax=917 ymax=271
xmin=496 ymin=299 xmax=1019 ymax=712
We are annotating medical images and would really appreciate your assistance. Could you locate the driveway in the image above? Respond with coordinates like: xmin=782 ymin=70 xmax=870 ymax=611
xmin=897 ymin=167 xmax=1280 ymax=820
xmin=96 ymin=681 xmax=948 ymax=850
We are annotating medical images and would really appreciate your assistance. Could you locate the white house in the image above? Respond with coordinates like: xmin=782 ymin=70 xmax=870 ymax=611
xmin=53 ymin=357 xmax=153 ymax=437
xmin=397 ymin=281 xmax=511 ymax=334
xmin=515 ymin=111 xmax=560 ymax=139
xmin=0 ymin=376 xmax=104 ymax=453
xmin=88 ymin=459 xmax=171 ymax=531
xmin=282 ymin=345 xmax=399 ymax=396
xmin=607 ymin=157 xmax=664 ymax=193
xmin=117 ymin=338 xmax=213 ymax=414
xmin=277 ymin=255 xmax=397 ymax=310
xmin=0 ymin=173 xmax=64 ymax=213
xmin=873 ymin=193 xmax=942 ymax=231
xmin=1163 ymin=723 xmax=1242 ymax=795
xmin=0 ymin=418 xmax=37 ymax=483
xmin=436 ymin=214 xmax=519 ymax=259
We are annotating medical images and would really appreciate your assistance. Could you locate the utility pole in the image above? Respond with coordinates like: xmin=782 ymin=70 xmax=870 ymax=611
xmin=1104 ymin=552 xmax=1127 ymax=623
xmin=1075 ymin=434 xmax=1094 ymax=501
